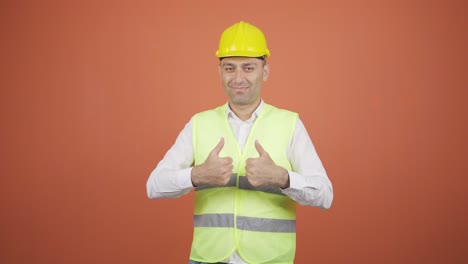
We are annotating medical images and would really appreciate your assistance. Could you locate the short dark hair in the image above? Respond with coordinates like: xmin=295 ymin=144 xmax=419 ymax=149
xmin=219 ymin=56 xmax=265 ymax=61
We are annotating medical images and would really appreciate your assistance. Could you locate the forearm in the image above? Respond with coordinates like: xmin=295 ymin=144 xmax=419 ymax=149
xmin=146 ymin=166 xmax=193 ymax=199
xmin=146 ymin=119 xmax=195 ymax=199
xmin=285 ymin=118 xmax=334 ymax=209
xmin=282 ymin=170 xmax=333 ymax=209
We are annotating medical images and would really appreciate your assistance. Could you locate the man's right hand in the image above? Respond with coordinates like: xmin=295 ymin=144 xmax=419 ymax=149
xmin=191 ymin=137 xmax=233 ymax=187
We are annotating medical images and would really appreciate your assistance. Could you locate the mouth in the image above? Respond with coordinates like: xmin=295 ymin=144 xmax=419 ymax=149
xmin=230 ymin=86 xmax=249 ymax=92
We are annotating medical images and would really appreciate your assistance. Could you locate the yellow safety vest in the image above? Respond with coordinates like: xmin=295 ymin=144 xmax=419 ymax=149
xmin=190 ymin=103 xmax=298 ymax=264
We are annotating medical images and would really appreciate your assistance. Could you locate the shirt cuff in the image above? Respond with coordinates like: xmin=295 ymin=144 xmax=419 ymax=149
xmin=284 ymin=170 xmax=323 ymax=190
xmin=177 ymin=167 xmax=195 ymax=189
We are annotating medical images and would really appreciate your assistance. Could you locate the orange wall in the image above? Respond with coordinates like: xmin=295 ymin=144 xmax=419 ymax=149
xmin=1 ymin=0 xmax=467 ymax=263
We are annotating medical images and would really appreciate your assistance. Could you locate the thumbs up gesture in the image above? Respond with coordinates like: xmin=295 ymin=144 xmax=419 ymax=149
xmin=191 ymin=138 xmax=233 ymax=187
xmin=245 ymin=140 xmax=290 ymax=188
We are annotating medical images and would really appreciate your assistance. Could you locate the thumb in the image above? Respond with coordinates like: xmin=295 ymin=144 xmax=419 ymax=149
xmin=210 ymin=137 xmax=225 ymax=156
xmin=255 ymin=140 xmax=268 ymax=157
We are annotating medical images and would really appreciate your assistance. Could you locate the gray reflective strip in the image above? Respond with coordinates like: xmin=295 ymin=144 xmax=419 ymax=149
xmin=195 ymin=173 xmax=237 ymax=191
xmin=194 ymin=214 xmax=296 ymax=233
xmin=238 ymin=177 xmax=285 ymax=196
xmin=237 ymin=216 xmax=296 ymax=233
xmin=194 ymin=213 xmax=234 ymax=227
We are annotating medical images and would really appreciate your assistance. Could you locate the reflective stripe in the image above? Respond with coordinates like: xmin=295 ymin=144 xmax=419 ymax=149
xmin=238 ymin=177 xmax=285 ymax=196
xmin=195 ymin=174 xmax=237 ymax=191
xmin=194 ymin=213 xmax=234 ymax=227
xmin=195 ymin=174 xmax=285 ymax=196
xmin=194 ymin=214 xmax=295 ymax=233
xmin=237 ymin=216 xmax=296 ymax=233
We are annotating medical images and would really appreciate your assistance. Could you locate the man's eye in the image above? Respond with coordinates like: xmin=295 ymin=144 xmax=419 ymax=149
xmin=224 ymin=67 xmax=234 ymax=72
xmin=245 ymin=67 xmax=254 ymax=72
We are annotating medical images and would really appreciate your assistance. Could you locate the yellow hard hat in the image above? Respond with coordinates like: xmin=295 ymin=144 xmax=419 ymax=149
xmin=216 ymin=21 xmax=271 ymax=58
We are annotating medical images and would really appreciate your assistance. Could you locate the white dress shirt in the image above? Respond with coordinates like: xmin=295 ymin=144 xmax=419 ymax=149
xmin=146 ymin=101 xmax=333 ymax=263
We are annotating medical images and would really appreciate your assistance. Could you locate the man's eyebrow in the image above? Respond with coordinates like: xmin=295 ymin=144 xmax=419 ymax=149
xmin=222 ymin=62 xmax=257 ymax=67
xmin=221 ymin=62 xmax=236 ymax=67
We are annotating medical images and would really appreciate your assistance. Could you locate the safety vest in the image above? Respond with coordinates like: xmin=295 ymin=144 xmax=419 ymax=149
xmin=190 ymin=103 xmax=298 ymax=264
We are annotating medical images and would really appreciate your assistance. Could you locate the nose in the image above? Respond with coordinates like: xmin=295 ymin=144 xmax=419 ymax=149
xmin=233 ymin=68 xmax=245 ymax=83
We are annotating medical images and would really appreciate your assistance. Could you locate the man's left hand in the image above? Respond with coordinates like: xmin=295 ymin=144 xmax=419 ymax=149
xmin=245 ymin=140 xmax=290 ymax=189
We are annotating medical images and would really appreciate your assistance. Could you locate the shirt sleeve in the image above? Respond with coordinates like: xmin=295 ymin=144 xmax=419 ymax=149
xmin=281 ymin=118 xmax=334 ymax=209
xmin=146 ymin=119 xmax=195 ymax=199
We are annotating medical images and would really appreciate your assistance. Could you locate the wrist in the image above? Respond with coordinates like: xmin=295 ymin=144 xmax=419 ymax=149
xmin=191 ymin=165 xmax=202 ymax=187
xmin=279 ymin=168 xmax=290 ymax=189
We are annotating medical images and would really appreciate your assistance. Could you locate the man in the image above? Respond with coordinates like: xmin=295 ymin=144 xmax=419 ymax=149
xmin=147 ymin=21 xmax=333 ymax=264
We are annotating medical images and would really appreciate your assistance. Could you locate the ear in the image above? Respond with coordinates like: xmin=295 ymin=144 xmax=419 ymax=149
xmin=263 ymin=63 xmax=270 ymax=81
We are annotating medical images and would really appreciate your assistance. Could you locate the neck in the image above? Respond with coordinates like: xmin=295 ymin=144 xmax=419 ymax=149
xmin=229 ymin=99 xmax=261 ymax=121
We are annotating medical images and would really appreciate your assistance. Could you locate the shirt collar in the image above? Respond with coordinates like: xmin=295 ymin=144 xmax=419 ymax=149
xmin=226 ymin=100 xmax=265 ymax=121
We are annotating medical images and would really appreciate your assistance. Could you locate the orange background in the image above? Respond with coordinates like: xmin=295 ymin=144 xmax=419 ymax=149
xmin=1 ymin=0 xmax=467 ymax=263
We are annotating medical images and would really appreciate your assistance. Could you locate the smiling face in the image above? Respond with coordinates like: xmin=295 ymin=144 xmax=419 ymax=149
xmin=219 ymin=57 xmax=269 ymax=108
